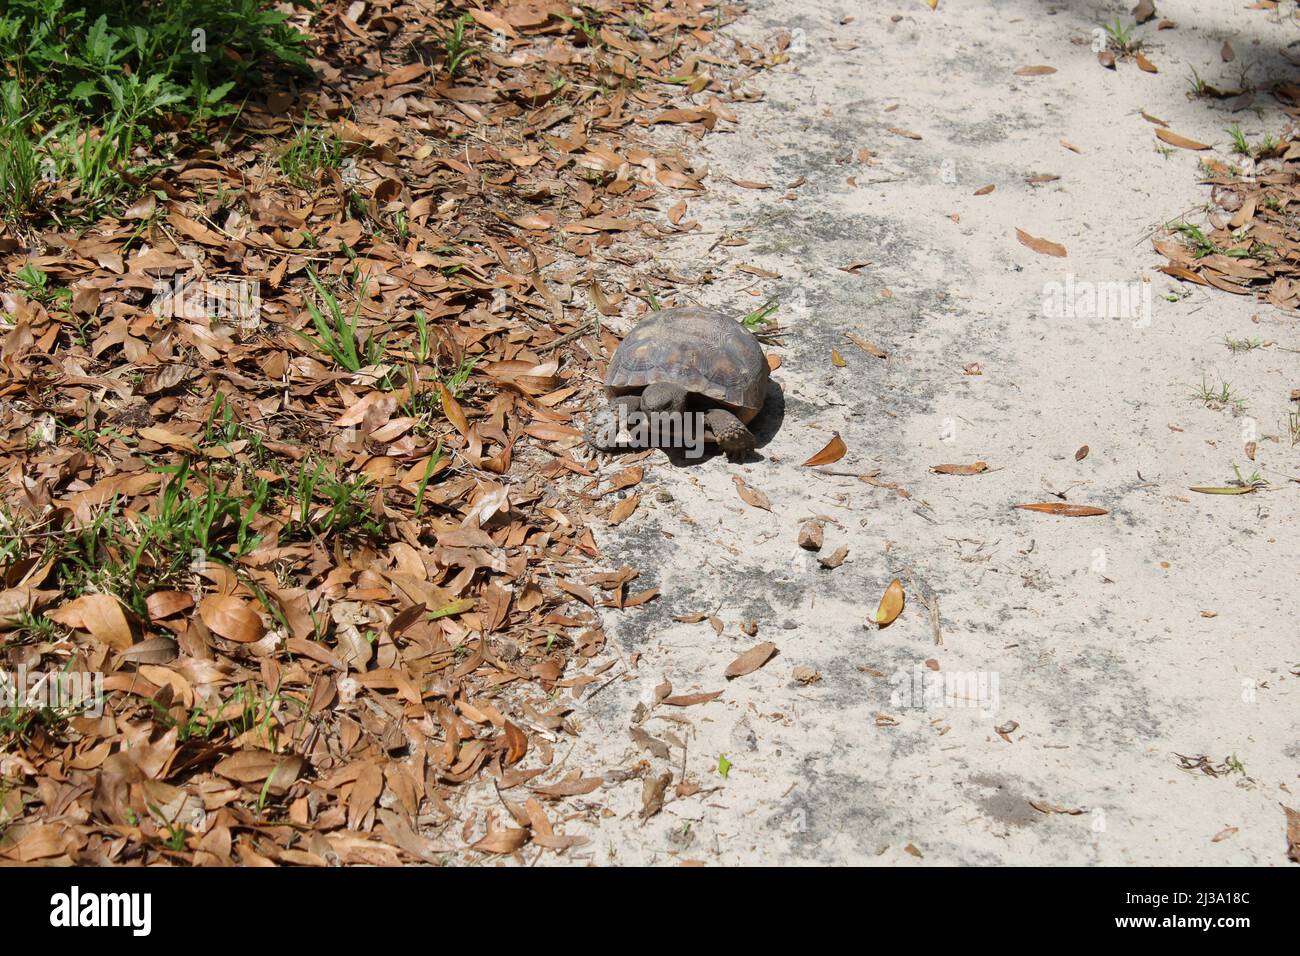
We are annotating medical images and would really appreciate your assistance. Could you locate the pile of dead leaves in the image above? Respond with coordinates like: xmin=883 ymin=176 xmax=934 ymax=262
xmin=1155 ymin=92 xmax=1300 ymax=309
xmin=0 ymin=1 xmax=775 ymax=865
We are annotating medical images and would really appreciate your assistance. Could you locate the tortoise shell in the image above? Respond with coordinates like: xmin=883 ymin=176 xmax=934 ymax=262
xmin=605 ymin=307 xmax=769 ymax=423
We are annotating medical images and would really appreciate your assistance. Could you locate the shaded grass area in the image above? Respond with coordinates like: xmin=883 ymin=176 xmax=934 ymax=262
xmin=0 ymin=0 xmax=311 ymax=227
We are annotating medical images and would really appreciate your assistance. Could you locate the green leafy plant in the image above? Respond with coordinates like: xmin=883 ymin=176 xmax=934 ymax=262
xmin=439 ymin=13 xmax=478 ymax=77
xmin=295 ymin=271 xmax=383 ymax=372
xmin=742 ymin=299 xmax=780 ymax=332
xmin=0 ymin=0 xmax=311 ymax=221
xmin=1226 ymin=124 xmax=1250 ymax=156
xmin=1103 ymin=18 xmax=1139 ymax=53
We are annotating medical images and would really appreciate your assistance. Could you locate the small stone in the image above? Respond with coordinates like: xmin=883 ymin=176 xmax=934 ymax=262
xmin=798 ymin=519 xmax=824 ymax=551
xmin=655 ymin=490 xmax=674 ymax=503
xmin=741 ymin=620 xmax=758 ymax=637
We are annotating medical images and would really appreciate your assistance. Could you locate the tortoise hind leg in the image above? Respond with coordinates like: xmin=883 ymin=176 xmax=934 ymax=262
xmin=705 ymin=408 xmax=756 ymax=462
xmin=586 ymin=394 xmax=642 ymax=452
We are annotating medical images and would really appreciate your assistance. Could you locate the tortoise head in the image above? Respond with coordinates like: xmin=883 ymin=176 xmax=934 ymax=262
xmin=640 ymin=382 xmax=688 ymax=414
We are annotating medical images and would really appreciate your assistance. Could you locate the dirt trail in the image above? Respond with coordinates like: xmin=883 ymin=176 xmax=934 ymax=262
xmin=564 ymin=0 xmax=1299 ymax=865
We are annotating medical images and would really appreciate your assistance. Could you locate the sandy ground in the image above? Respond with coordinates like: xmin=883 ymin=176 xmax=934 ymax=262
xmin=541 ymin=0 xmax=1300 ymax=865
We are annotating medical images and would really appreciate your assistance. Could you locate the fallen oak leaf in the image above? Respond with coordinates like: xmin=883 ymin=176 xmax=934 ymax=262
xmin=199 ymin=595 xmax=266 ymax=643
xmin=662 ymin=690 xmax=723 ymax=707
xmin=931 ymin=461 xmax=988 ymax=475
xmin=1015 ymin=65 xmax=1057 ymax=76
xmin=802 ymin=433 xmax=847 ymax=467
xmin=137 ymin=426 xmax=199 ymax=454
xmin=1016 ymin=228 xmax=1067 ymax=258
xmin=1014 ymin=503 xmax=1108 ymax=516
xmin=844 ymin=332 xmax=887 ymax=359
xmin=732 ymin=476 xmax=772 ymax=511
xmin=819 ymin=545 xmax=849 ymax=569
xmin=213 ymin=751 xmax=303 ymax=793
xmin=46 ymin=593 xmax=135 ymax=650
xmin=724 ymin=642 xmax=778 ymax=679
xmin=1135 ymin=52 xmax=1158 ymax=73
xmin=437 ymin=382 xmax=471 ymax=436
xmin=531 ymin=772 xmax=603 ymax=798
xmin=608 ymin=494 xmax=639 ymax=525
xmin=874 ymin=579 xmax=904 ymax=628
xmin=1156 ymin=128 xmax=1211 ymax=151
xmin=471 ymin=828 xmax=530 ymax=854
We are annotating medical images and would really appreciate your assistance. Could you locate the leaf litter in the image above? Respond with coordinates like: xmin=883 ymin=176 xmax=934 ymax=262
xmin=0 ymin=0 xmax=776 ymax=865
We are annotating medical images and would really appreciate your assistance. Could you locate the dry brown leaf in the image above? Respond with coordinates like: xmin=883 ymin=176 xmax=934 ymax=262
xmin=802 ymin=433 xmax=847 ymax=467
xmin=472 ymin=828 xmax=529 ymax=854
xmin=1014 ymin=503 xmax=1108 ymax=517
xmin=845 ymin=332 xmax=887 ymax=359
xmin=732 ymin=476 xmax=772 ymax=511
xmin=1156 ymin=128 xmax=1211 ymax=150
xmin=819 ymin=545 xmax=849 ymax=569
xmin=1015 ymin=65 xmax=1057 ymax=76
xmin=213 ymin=751 xmax=303 ymax=792
xmin=438 ymin=383 xmax=471 ymax=437
xmin=1135 ymin=52 xmax=1158 ymax=73
xmin=608 ymin=494 xmax=639 ymax=525
xmin=46 ymin=593 xmax=135 ymax=650
xmin=725 ymin=642 xmax=778 ymax=679
xmin=662 ymin=690 xmax=723 ymax=707
xmin=931 ymin=461 xmax=988 ymax=475
xmin=1015 ymin=228 xmax=1067 ymax=258
xmin=199 ymin=595 xmax=266 ymax=643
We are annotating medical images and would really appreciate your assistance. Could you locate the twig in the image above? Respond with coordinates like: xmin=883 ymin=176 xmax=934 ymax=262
xmin=537 ymin=319 xmax=598 ymax=354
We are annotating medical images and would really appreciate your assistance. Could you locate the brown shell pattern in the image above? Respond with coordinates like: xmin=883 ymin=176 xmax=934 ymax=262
xmin=605 ymin=306 xmax=769 ymax=413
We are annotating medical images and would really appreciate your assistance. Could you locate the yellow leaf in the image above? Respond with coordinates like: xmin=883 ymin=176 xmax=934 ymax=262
xmin=438 ymin=382 xmax=470 ymax=436
xmin=875 ymin=579 xmax=905 ymax=628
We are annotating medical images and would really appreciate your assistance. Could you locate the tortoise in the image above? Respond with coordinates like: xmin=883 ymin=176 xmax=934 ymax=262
xmin=586 ymin=306 xmax=770 ymax=461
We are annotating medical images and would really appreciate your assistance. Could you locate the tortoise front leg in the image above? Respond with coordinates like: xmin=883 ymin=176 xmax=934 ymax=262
xmin=586 ymin=394 xmax=642 ymax=451
xmin=705 ymin=408 xmax=756 ymax=462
